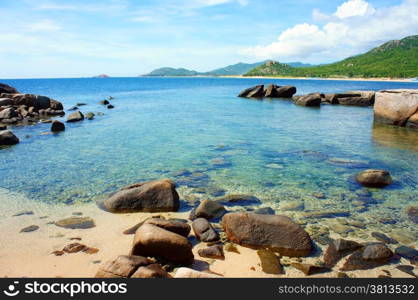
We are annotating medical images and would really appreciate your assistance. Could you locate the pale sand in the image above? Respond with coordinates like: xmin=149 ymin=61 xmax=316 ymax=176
xmin=220 ymin=75 xmax=417 ymax=83
xmin=0 ymin=188 xmax=414 ymax=278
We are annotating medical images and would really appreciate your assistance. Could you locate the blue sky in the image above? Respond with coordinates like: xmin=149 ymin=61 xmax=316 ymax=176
xmin=0 ymin=0 xmax=416 ymax=78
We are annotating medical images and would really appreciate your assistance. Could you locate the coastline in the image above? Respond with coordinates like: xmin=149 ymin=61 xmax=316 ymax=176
xmin=219 ymin=75 xmax=417 ymax=83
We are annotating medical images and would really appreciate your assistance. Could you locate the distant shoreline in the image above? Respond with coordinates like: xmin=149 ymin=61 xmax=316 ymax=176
xmin=219 ymin=75 xmax=417 ymax=83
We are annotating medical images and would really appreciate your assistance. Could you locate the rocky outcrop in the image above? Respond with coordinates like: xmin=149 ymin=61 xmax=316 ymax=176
xmin=0 ymin=85 xmax=65 ymax=126
xmin=222 ymin=212 xmax=312 ymax=257
xmin=293 ymin=93 xmax=322 ymax=107
xmin=238 ymin=84 xmax=296 ymax=99
xmin=103 ymin=179 xmax=180 ymax=213
xmin=131 ymin=224 xmax=194 ymax=264
xmin=356 ymin=169 xmax=392 ymax=187
xmin=374 ymin=89 xmax=418 ymax=129
xmin=0 ymin=130 xmax=19 ymax=145
xmin=323 ymin=91 xmax=375 ymax=106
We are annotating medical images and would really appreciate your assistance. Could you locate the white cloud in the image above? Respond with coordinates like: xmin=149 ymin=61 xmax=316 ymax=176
xmin=28 ymin=20 xmax=61 ymax=32
xmin=334 ymin=0 xmax=375 ymax=19
xmin=241 ymin=0 xmax=418 ymax=63
xmin=312 ymin=8 xmax=330 ymax=22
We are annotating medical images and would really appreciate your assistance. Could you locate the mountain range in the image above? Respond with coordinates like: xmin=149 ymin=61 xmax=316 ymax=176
xmin=245 ymin=35 xmax=418 ymax=78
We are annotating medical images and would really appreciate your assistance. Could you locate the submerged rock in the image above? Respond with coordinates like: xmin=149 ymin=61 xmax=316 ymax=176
xmin=85 ymin=112 xmax=95 ymax=120
xmin=54 ymin=217 xmax=95 ymax=229
xmin=95 ymin=255 xmax=152 ymax=278
xmin=215 ymin=194 xmax=261 ymax=206
xmin=395 ymin=246 xmax=418 ymax=262
xmin=254 ymin=207 xmax=275 ymax=215
xmin=20 ymin=225 xmax=39 ymax=233
xmin=340 ymin=243 xmax=393 ymax=271
xmin=13 ymin=210 xmax=34 ymax=217
xmin=131 ymin=224 xmax=194 ymax=264
xmin=103 ymin=179 xmax=180 ymax=213
xmin=406 ymin=206 xmax=418 ymax=224
xmin=356 ymin=169 xmax=393 ymax=187
xmin=222 ymin=212 xmax=312 ymax=257
xmin=323 ymin=239 xmax=362 ymax=267
xmin=371 ymin=232 xmax=398 ymax=244
xmin=0 ymin=130 xmax=19 ymax=145
xmin=189 ymin=199 xmax=226 ymax=220
xmin=192 ymin=218 xmax=219 ymax=242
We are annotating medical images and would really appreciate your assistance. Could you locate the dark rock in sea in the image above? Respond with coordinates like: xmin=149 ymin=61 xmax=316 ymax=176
xmin=356 ymin=169 xmax=392 ymax=187
xmin=131 ymin=223 xmax=194 ymax=265
xmin=103 ymin=179 xmax=180 ymax=213
xmin=257 ymin=249 xmax=283 ymax=274
xmin=20 ymin=225 xmax=39 ymax=233
xmin=0 ymin=124 xmax=7 ymax=130
xmin=0 ymin=130 xmax=19 ymax=145
xmin=293 ymin=93 xmax=322 ymax=107
xmin=76 ymin=103 xmax=87 ymax=106
xmin=198 ymin=244 xmax=225 ymax=260
xmin=371 ymin=232 xmax=398 ymax=244
xmin=264 ymin=84 xmax=296 ymax=98
xmin=406 ymin=206 xmax=418 ymax=224
xmin=144 ymin=218 xmax=191 ymax=237
xmin=379 ymin=218 xmax=397 ymax=225
xmin=0 ymin=83 xmax=19 ymax=94
xmin=222 ymin=212 xmax=312 ymax=257
xmin=51 ymin=120 xmax=65 ymax=132
xmin=215 ymin=194 xmax=261 ymax=206
xmin=13 ymin=210 xmax=34 ymax=217
xmin=254 ymin=207 xmax=275 ymax=215
xmin=131 ymin=263 xmax=171 ymax=278
xmin=238 ymin=85 xmax=264 ymax=98
xmin=68 ymin=106 xmax=78 ymax=111
xmin=323 ymin=239 xmax=363 ymax=267
xmin=340 ymin=244 xmax=393 ymax=271
xmin=396 ymin=265 xmax=417 ymax=278
xmin=99 ymin=100 xmax=110 ymax=105
xmin=291 ymin=263 xmax=331 ymax=276
xmin=66 ymin=111 xmax=84 ymax=123
xmin=107 ymin=104 xmax=114 ymax=109
xmin=192 ymin=218 xmax=219 ymax=242
xmin=395 ymin=246 xmax=418 ymax=262
xmin=54 ymin=217 xmax=95 ymax=229
xmin=189 ymin=199 xmax=226 ymax=221
xmin=85 ymin=112 xmax=95 ymax=120
xmin=95 ymin=255 xmax=152 ymax=278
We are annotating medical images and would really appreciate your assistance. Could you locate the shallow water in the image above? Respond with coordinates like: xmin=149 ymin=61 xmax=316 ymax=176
xmin=0 ymin=77 xmax=417 ymax=224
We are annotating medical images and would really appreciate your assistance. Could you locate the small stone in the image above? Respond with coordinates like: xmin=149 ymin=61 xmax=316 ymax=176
xmin=198 ymin=245 xmax=225 ymax=260
xmin=396 ymin=265 xmax=417 ymax=278
xmin=63 ymin=243 xmax=86 ymax=253
xmin=83 ymin=247 xmax=99 ymax=254
xmin=189 ymin=199 xmax=226 ymax=220
xmin=99 ymin=100 xmax=110 ymax=105
xmin=356 ymin=169 xmax=392 ymax=188
xmin=85 ymin=112 xmax=95 ymax=120
xmin=406 ymin=206 xmax=418 ymax=224
xmin=257 ymin=249 xmax=283 ymax=274
xmin=224 ymin=242 xmax=240 ymax=254
xmin=131 ymin=264 xmax=171 ymax=278
xmin=279 ymin=200 xmax=304 ymax=211
xmin=55 ymin=217 xmax=95 ymax=229
xmin=51 ymin=250 xmax=65 ymax=256
xmin=291 ymin=263 xmax=331 ymax=276
xmin=337 ymin=272 xmax=349 ymax=278
xmin=107 ymin=104 xmax=114 ymax=109
xmin=362 ymin=244 xmax=393 ymax=261
xmin=174 ymin=268 xmax=222 ymax=278
xmin=13 ymin=210 xmax=34 ymax=217
xmin=253 ymin=207 xmax=275 ymax=215
xmin=192 ymin=218 xmax=219 ymax=242
xmin=20 ymin=225 xmax=39 ymax=233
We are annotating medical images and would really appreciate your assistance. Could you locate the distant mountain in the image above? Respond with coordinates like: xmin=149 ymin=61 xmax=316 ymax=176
xmin=286 ymin=62 xmax=314 ymax=68
xmin=245 ymin=35 xmax=418 ymax=78
xmin=94 ymin=74 xmax=110 ymax=78
xmin=144 ymin=60 xmax=313 ymax=76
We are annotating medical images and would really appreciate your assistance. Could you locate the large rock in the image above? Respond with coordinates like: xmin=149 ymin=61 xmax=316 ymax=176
xmin=356 ymin=169 xmax=392 ymax=187
xmin=103 ymin=179 xmax=180 ymax=213
xmin=192 ymin=218 xmax=219 ymax=242
xmin=95 ymin=255 xmax=151 ymax=278
xmin=131 ymin=224 xmax=194 ymax=264
xmin=324 ymin=91 xmax=375 ymax=106
xmin=0 ymin=130 xmax=19 ymax=145
xmin=340 ymin=243 xmax=393 ymax=271
xmin=264 ymin=84 xmax=296 ymax=98
xmin=222 ymin=212 xmax=312 ymax=257
xmin=51 ymin=120 xmax=65 ymax=132
xmin=293 ymin=93 xmax=321 ymax=107
xmin=238 ymin=85 xmax=264 ymax=98
xmin=0 ymin=83 xmax=19 ymax=94
xmin=0 ymin=107 xmax=18 ymax=120
xmin=189 ymin=199 xmax=226 ymax=220
xmin=144 ymin=218 xmax=191 ymax=237
xmin=374 ymin=89 xmax=418 ymax=128
xmin=323 ymin=239 xmax=363 ymax=267
xmin=66 ymin=111 xmax=84 ymax=122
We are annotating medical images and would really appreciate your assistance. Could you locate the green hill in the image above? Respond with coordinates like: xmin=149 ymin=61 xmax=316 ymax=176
xmin=146 ymin=67 xmax=200 ymax=76
xmin=245 ymin=35 xmax=418 ymax=78
xmin=203 ymin=61 xmax=267 ymax=76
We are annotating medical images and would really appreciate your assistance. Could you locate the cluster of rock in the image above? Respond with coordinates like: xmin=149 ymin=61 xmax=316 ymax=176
xmin=374 ymin=89 xmax=418 ymax=129
xmin=238 ymin=84 xmax=296 ymax=98
xmin=293 ymin=91 xmax=375 ymax=107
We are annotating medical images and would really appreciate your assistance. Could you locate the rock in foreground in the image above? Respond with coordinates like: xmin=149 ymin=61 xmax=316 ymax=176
xmin=131 ymin=224 xmax=194 ymax=264
xmin=222 ymin=212 xmax=312 ymax=257
xmin=0 ymin=130 xmax=19 ymax=145
xmin=103 ymin=179 xmax=180 ymax=213
xmin=356 ymin=169 xmax=392 ymax=188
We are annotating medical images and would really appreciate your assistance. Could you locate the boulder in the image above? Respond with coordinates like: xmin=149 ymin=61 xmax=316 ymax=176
xmin=374 ymin=89 xmax=418 ymax=128
xmin=222 ymin=212 xmax=312 ymax=257
xmin=95 ymin=255 xmax=151 ymax=278
xmin=189 ymin=199 xmax=226 ymax=220
xmin=54 ymin=217 xmax=95 ymax=229
xmin=341 ymin=244 xmax=393 ymax=271
xmin=51 ymin=120 xmax=65 ymax=132
xmin=238 ymin=85 xmax=264 ymax=98
xmin=144 ymin=218 xmax=191 ymax=237
xmin=192 ymin=218 xmax=219 ymax=242
xmin=131 ymin=224 xmax=194 ymax=264
xmin=263 ymin=84 xmax=278 ymax=97
xmin=293 ymin=93 xmax=321 ymax=107
xmin=275 ymin=85 xmax=297 ymax=98
xmin=198 ymin=244 xmax=224 ymax=260
xmin=362 ymin=243 xmax=393 ymax=262
xmin=0 ymin=107 xmax=18 ymax=119
xmin=66 ymin=111 xmax=84 ymax=122
xmin=103 ymin=179 xmax=180 ymax=213
xmin=0 ymin=83 xmax=19 ymax=94
xmin=174 ymin=268 xmax=222 ymax=278
xmin=130 ymin=263 xmax=171 ymax=278
xmin=0 ymin=130 xmax=19 ymax=145
xmin=323 ymin=239 xmax=362 ymax=267
xmin=356 ymin=169 xmax=392 ymax=187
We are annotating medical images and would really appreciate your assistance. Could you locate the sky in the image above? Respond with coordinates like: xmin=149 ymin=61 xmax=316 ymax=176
xmin=0 ymin=0 xmax=417 ymax=78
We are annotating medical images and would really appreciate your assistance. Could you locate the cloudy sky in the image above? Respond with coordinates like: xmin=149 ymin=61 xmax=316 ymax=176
xmin=0 ymin=0 xmax=417 ymax=78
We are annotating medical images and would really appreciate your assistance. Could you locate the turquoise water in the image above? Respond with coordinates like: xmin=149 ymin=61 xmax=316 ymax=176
xmin=0 ymin=77 xmax=417 ymax=220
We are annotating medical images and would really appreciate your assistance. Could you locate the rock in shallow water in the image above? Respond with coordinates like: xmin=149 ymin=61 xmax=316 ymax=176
xmin=51 ymin=120 xmax=65 ymax=132
xmin=103 ymin=179 xmax=180 ymax=213
xmin=406 ymin=206 xmax=418 ymax=224
xmin=222 ymin=212 xmax=312 ymax=257
xmin=66 ymin=111 xmax=84 ymax=123
xmin=0 ymin=130 xmax=19 ymax=145
xmin=215 ymin=194 xmax=261 ymax=206
xmin=356 ymin=169 xmax=392 ymax=188
xmin=20 ymin=225 xmax=39 ymax=233
xmin=189 ymin=199 xmax=226 ymax=220
xmin=395 ymin=246 xmax=418 ymax=262
xmin=340 ymin=243 xmax=393 ymax=271
xmin=323 ymin=239 xmax=362 ymax=267
xmin=371 ymin=232 xmax=398 ymax=244
xmin=131 ymin=224 xmax=194 ymax=264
